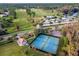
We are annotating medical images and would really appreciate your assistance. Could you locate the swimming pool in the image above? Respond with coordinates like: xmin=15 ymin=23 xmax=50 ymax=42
xmin=31 ymin=34 xmax=60 ymax=54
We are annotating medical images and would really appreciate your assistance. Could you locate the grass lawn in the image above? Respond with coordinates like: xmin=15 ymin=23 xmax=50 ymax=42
xmin=0 ymin=41 xmax=46 ymax=56
xmin=0 ymin=42 xmax=25 ymax=56
xmin=31 ymin=8 xmax=63 ymax=17
xmin=31 ymin=9 xmax=54 ymax=17
xmin=7 ymin=9 xmax=34 ymax=33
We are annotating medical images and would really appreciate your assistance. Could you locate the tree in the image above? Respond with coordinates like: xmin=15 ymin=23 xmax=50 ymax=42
xmin=0 ymin=21 xmax=7 ymax=35
xmin=9 ymin=8 xmax=17 ymax=19
xmin=61 ymin=36 xmax=69 ymax=47
xmin=26 ymin=8 xmax=36 ymax=17
xmin=0 ymin=16 xmax=13 ymax=27
xmin=26 ymin=8 xmax=36 ymax=23
xmin=26 ymin=8 xmax=31 ymax=16
xmin=31 ymin=11 xmax=35 ymax=17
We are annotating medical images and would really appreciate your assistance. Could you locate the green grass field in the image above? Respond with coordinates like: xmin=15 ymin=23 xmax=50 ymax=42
xmin=0 ymin=42 xmax=46 ymax=56
xmin=7 ymin=9 xmax=34 ymax=33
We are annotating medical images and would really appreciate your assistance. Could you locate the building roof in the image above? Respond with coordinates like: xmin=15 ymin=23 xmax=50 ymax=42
xmin=52 ymin=30 xmax=62 ymax=37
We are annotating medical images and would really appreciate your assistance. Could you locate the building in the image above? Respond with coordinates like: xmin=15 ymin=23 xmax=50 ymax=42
xmin=0 ymin=10 xmax=9 ymax=17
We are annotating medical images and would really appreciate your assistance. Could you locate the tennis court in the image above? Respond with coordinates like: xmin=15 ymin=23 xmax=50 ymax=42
xmin=31 ymin=34 xmax=60 ymax=54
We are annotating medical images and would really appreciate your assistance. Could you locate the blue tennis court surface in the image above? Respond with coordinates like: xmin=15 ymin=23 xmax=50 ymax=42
xmin=31 ymin=34 xmax=59 ymax=54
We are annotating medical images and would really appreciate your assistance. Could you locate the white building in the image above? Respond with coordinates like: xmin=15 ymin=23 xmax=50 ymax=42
xmin=43 ymin=20 xmax=50 ymax=26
